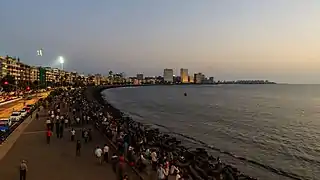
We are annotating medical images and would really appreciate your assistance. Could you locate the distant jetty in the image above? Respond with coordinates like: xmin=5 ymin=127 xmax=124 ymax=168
xmin=215 ymin=80 xmax=276 ymax=85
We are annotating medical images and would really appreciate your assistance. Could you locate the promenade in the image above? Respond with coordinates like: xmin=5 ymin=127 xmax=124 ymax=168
xmin=0 ymin=98 xmax=132 ymax=180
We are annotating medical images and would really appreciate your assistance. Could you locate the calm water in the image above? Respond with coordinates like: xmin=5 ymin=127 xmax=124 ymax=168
xmin=102 ymin=85 xmax=320 ymax=180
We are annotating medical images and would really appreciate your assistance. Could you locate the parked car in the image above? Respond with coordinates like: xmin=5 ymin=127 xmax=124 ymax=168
xmin=20 ymin=109 xmax=28 ymax=117
xmin=23 ymin=107 xmax=31 ymax=113
xmin=0 ymin=119 xmax=11 ymax=132
xmin=26 ymin=104 xmax=34 ymax=109
xmin=9 ymin=111 xmax=22 ymax=122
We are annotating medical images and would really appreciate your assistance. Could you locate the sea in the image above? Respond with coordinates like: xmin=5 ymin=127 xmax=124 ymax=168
xmin=101 ymin=84 xmax=320 ymax=180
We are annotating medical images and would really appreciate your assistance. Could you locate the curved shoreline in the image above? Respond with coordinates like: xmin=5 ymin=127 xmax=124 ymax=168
xmin=89 ymin=85 xmax=302 ymax=180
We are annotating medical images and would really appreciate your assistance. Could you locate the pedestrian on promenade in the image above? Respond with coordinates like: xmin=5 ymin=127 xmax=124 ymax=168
xmin=123 ymin=174 xmax=129 ymax=180
xmin=36 ymin=113 xmax=39 ymax=120
xmin=46 ymin=130 xmax=52 ymax=144
xmin=111 ymin=153 xmax=118 ymax=173
xmin=95 ymin=146 xmax=103 ymax=165
xmin=46 ymin=118 xmax=51 ymax=130
xmin=19 ymin=160 xmax=28 ymax=180
xmin=64 ymin=118 xmax=69 ymax=128
xmin=83 ymin=130 xmax=89 ymax=143
xmin=70 ymin=128 xmax=75 ymax=141
xmin=103 ymin=144 xmax=109 ymax=163
xmin=117 ymin=156 xmax=126 ymax=180
xmin=76 ymin=140 xmax=81 ymax=156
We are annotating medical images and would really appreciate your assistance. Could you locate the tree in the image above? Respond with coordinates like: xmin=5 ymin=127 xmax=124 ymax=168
xmin=1 ymin=75 xmax=16 ymax=92
xmin=108 ymin=71 xmax=113 ymax=76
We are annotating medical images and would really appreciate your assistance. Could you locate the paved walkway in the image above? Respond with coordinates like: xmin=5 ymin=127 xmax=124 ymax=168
xmin=0 ymin=101 xmax=140 ymax=180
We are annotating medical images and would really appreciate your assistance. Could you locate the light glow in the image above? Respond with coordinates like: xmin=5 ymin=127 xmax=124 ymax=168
xmin=58 ymin=56 xmax=64 ymax=64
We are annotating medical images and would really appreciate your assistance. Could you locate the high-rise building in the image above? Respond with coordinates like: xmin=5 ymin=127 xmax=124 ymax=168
xmin=163 ymin=69 xmax=173 ymax=83
xmin=180 ymin=68 xmax=189 ymax=83
xmin=194 ymin=73 xmax=205 ymax=84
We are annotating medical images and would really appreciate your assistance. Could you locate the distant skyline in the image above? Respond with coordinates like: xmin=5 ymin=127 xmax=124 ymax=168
xmin=1 ymin=0 xmax=320 ymax=84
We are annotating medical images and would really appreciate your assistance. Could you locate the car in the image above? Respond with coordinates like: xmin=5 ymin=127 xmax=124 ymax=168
xmin=23 ymin=107 xmax=31 ymax=113
xmin=9 ymin=111 xmax=22 ymax=122
xmin=20 ymin=109 xmax=28 ymax=117
xmin=0 ymin=119 xmax=11 ymax=132
xmin=26 ymin=96 xmax=32 ymax=100
xmin=26 ymin=104 xmax=34 ymax=108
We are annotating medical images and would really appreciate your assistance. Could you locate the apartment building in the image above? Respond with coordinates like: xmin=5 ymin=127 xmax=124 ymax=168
xmin=18 ymin=62 xmax=31 ymax=82
xmin=30 ymin=66 xmax=39 ymax=82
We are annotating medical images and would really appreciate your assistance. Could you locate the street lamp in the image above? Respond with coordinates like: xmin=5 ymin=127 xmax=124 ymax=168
xmin=58 ymin=56 xmax=64 ymax=70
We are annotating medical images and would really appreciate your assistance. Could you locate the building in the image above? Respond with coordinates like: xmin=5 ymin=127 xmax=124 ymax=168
xmin=194 ymin=73 xmax=205 ymax=84
xmin=18 ymin=62 xmax=31 ymax=82
xmin=136 ymin=74 xmax=144 ymax=81
xmin=30 ymin=66 xmax=39 ymax=82
xmin=180 ymin=68 xmax=189 ymax=83
xmin=163 ymin=69 xmax=173 ymax=83
xmin=2 ymin=56 xmax=20 ymax=80
xmin=38 ymin=67 xmax=46 ymax=87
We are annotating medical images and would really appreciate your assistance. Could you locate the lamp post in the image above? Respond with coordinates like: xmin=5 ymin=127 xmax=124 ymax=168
xmin=58 ymin=56 xmax=64 ymax=70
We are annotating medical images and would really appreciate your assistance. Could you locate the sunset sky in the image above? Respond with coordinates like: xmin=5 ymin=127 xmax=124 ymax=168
xmin=1 ymin=0 xmax=319 ymax=83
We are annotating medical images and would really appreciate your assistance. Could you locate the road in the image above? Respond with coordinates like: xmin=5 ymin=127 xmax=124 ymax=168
xmin=0 ymin=92 xmax=50 ymax=119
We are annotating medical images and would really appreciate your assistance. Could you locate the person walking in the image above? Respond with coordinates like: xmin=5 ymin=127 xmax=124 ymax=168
xmin=103 ymin=144 xmax=109 ymax=163
xmin=76 ymin=140 xmax=81 ymax=156
xmin=117 ymin=156 xmax=126 ymax=180
xmin=19 ymin=160 xmax=28 ymax=180
xmin=94 ymin=146 xmax=103 ymax=165
xmin=46 ymin=130 xmax=52 ymax=144
xmin=111 ymin=153 xmax=118 ymax=172
xmin=83 ymin=130 xmax=89 ymax=143
xmin=70 ymin=128 xmax=75 ymax=141
xmin=55 ymin=120 xmax=60 ymax=138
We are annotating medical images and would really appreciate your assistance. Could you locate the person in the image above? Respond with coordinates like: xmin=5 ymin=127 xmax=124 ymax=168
xmin=36 ymin=113 xmax=39 ymax=120
xmin=46 ymin=118 xmax=51 ymax=130
xmin=123 ymin=174 xmax=129 ymax=180
xmin=111 ymin=153 xmax=118 ymax=172
xmin=70 ymin=128 xmax=75 ymax=141
xmin=76 ymin=140 xmax=81 ymax=156
xmin=83 ymin=130 xmax=89 ymax=143
xmin=176 ymin=172 xmax=182 ymax=180
xmin=46 ymin=130 xmax=52 ymax=144
xmin=157 ymin=164 xmax=167 ymax=180
xmin=94 ymin=146 xmax=103 ymax=164
xmin=64 ymin=118 xmax=69 ymax=128
xmin=55 ymin=120 xmax=60 ymax=138
xmin=151 ymin=150 xmax=158 ymax=170
xmin=20 ymin=160 xmax=28 ymax=180
xmin=103 ymin=144 xmax=109 ymax=163
xmin=117 ymin=156 xmax=125 ymax=180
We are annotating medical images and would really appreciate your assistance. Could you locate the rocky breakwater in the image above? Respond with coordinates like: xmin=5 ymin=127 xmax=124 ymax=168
xmin=87 ymin=85 xmax=258 ymax=180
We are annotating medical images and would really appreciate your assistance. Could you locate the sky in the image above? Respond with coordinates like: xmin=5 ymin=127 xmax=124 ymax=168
xmin=0 ymin=0 xmax=320 ymax=84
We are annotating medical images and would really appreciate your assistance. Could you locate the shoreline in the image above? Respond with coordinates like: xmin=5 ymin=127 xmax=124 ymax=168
xmin=87 ymin=85 xmax=258 ymax=180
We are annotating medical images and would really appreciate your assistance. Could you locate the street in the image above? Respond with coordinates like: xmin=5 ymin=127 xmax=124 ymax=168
xmin=0 ymin=92 xmax=50 ymax=119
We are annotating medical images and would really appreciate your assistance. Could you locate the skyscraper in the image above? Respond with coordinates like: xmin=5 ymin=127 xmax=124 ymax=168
xmin=163 ymin=69 xmax=173 ymax=83
xmin=180 ymin=68 xmax=189 ymax=83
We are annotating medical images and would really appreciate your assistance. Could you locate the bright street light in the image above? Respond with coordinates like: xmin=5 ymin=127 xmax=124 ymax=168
xmin=58 ymin=56 xmax=64 ymax=70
